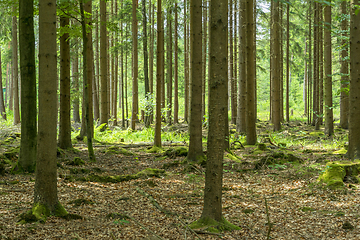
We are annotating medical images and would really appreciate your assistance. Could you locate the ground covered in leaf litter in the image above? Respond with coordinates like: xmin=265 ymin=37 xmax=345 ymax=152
xmin=1 ymin=121 xmax=360 ymax=239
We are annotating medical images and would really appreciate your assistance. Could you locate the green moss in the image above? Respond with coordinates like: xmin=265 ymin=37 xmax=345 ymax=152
xmin=318 ymin=162 xmax=349 ymax=189
xmin=106 ymin=146 xmax=134 ymax=156
xmin=189 ymin=217 xmax=240 ymax=233
xmin=164 ymin=147 xmax=188 ymax=158
xmin=67 ymin=157 xmax=85 ymax=166
xmin=54 ymin=202 xmax=68 ymax=217
xmin=225 ymin=153 xmax=242 ymax=163
xmin=309 ymin=131 xmax=325 ymax=137
xmin=146 ymin=146 xmax=163 ymax=153
xmin=332 ymin=149 xmax=347 ymax=155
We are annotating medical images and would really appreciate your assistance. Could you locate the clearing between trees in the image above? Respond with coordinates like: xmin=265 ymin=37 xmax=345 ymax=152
xmin=0 ymin=121 xmax=359 ymax=240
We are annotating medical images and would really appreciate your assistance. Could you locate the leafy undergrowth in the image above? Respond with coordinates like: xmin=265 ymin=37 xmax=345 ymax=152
xmin=1 ymin=121 xmax=359 ymax=239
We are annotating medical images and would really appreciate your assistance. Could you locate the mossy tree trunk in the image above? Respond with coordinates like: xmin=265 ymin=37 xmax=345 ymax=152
xmin=187 ymin=0 xmax=204 ymax=162
xmin=18 ymin=0 xmax=36 ymax=172
xmin=34 ymin=0 xmax=67 ymax=218
xmin=349 ymin=0 xmax=360 ymax=159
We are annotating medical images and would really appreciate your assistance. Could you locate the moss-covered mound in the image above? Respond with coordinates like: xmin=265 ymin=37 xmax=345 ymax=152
xmin=105 ymin=146 xmax=134 ymax=156
xmin=189 ymin=217 xmax=240 ymax=233
xmin=18 ymin=202 xmax=68 ymax=224
xmin=255 ymin=151 xmax=302 ymax=169
xmin=164 ymin=147 xmax=188 ymax=158
xmin=318 ymin=161 xmax=360 ymax=189
xmin=67 ymin=157 xmax=85 ymax=166
xmin=78 ymin=168 xmax=166 ymax=183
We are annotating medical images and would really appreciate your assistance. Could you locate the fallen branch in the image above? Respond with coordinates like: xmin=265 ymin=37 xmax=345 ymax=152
xmin=264 ymin=197 xmax=272 ymax=240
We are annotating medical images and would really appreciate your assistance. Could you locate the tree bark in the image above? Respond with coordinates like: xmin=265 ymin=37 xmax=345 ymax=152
xmin=166 ymin=9 xmax=172 ymax=124
xmin=0 ymin=51 xmax=6 ymax=120
xmin=324 ymin=1 xmax=333 ymax=136
xmin=184 ymin=0 xmax=189 ymax=122
xmin=12 ymin=14 xmax=20 ymax=125
xmin=349 ymin=0 xmax=360 ymax=159
xmin=340 ymin=1 xmax=349 ymax=129
xmin=313 ymin=2 xmax=320 ymax=130
xmin=18 ymin=0 xmax=36 ymax=172
xmin=143 ymin=0 xmax=150 ymax=127
xmin=100 ymin=0 xmax=108 ymax=125
xmin=285 ymin=3 xmax=290 ymax=122
xmin=174 ymin=2 xmax=179 ymax=124
xmin=187 ymin=0 xmax=204 ymax=162
xmin=131 ymin=0 xmax=139 ymax=130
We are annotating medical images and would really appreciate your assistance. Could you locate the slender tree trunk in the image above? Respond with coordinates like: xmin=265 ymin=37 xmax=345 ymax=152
xmin=131 ymin=0 xmax=139 ymax=130
xmin=166 ymin=9 xmax=172 ymax=124
xmin=324 ymin=1 xmax=333 ymax=136
xmin=72 ymin=46 xmax=80 ymax=123
xmin=0 ymin=51 xmax=6 ymax=120
xmin=100 ymin=0 xmax=108 ymax=125
xmin=340 ymin=1 xmax=349 ymax=129
xmin=285 ymin=3 xmax=290 ymax=122
xmin=313 ymin=2 xmax=320 ymax=130
xmin=184 ymin=0 xmax=189 ymax=122
xmin=149 ymin=2 xmax=155 ymax=123
xmin=202 ymin=0 xmax=207 ymax=119
xmin=237 ymin=0 xmax=246 ymax=133
xmin=349 ymin=0 xmax=360 ymax=159
xmin=12 ymin=14 xmax=20 ymax=125
xmin=174 ymin=2 xmax=179 ymax=124
xmin=59 ymin=15 xmax=72 ymax=149
xmin=319 ymin=5 xmax=324 ymax=125
xmin=94 ymin=12 xmax=100 ymax=121
xmin=304 ymin=38 xmax=308 ymax=116
xmin=279 ymin=3 xmax=284 ymax=122
xmin=18 ymin=0 xmax=36 ymax=172
xmin=271 ymin=1 xmax=281 ymax=132
xmin=187 ymin=0 xmax=204 ymax=162
xmin=307 ymin=1 xmax=312 ymax=125
xmin=154 ymin=0 xmax=164 ymax=147
xmin=143 ymin=0 xmax=150 ymax=127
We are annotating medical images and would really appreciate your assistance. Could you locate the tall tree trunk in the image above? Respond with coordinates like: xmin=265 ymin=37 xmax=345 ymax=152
xmin=12 ymin=14 xmax=20 ymax=125
xmin=174 ymin=2 xmax=179 ymax=124
xmin=166 ymin=9 xmax=172 ymax=124
xmin=94 ymin=12 xmax=100 ymax=121
xmin=100 ymin=0 xmax=108 ymax=125
xmin=319 ymin=5 xmax=324 ymax=126
xmin=131 ymin=0 xmax=139 ymax=130
xmin=307 ymin=1 xmax=312 ymax=125
xmin=324 ymin=1 xmax=333 ymax=136
xmin=72 ymin=45 xmax=80 ymax=123
xmin=142 ymin=0 xmax=150 ymax=127
xmin=184 ymin=0 xmax=189 ymax=122
xmin=80 ymin=0 xmax=95 ymax=161
xmin=33 ymin=0 xmax=67 ymax=219
xmin=237 ymin=0 xmax=246 ymax=134
xmin=0 ymin=51 xmax=6 ymax=120
xmin=285 ymin=3 xmax=290 ymax=122
xmin=313 ymin=2 xmax=320 ymax=130
xmin=271 ymin=1 xmax=281 ymax=132
xmin=149 ymin=2 xmax=155 ymax=123
xmin=349 ymin=0 xmax=360 ymax=159
xmin=304 ymin=38 xmax=308 ymax=116
xmin=187 ymin=0 xmax=204 ymax=162
xmin=202 ymin=0 xmax=207 ymax=120
xmin=190 ymin=0 xmax=239 ymax=230
xmin=18 ymin=0 xmax=36 ymax=172
xmin=340 ymin=1 xmax=349 ymax=129
xmin=229 ymin=0 xmax=235 ymax=124
xmin=154 ymin=0 xmax=163 ymax=147
xmin=59 ymin=15 xmax=72 ymax=149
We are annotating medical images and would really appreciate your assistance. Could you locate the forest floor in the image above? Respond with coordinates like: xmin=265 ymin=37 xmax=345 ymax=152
xmin=0 ymin=120 xmax=359 ymax=240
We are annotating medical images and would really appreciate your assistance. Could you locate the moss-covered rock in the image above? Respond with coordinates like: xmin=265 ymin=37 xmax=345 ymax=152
xmin=146 ymin=146 xmax=163 ymax=153
xmin=189 ymin=217 xmax=240 ymax=233
xmin=318 ymin=161 xmax=360 ymax=189
xmin=332 ymin=149 xmax=347 ymax=155
xmin=67 ymin=157 xmax=85 ymax=166
xmin=309 ymin=131 xmax=325 ymax=137
xmin=225 ymin=153 xmax=242 ymax=163
xmin=254 ymin=151 xmax=302 ymax=169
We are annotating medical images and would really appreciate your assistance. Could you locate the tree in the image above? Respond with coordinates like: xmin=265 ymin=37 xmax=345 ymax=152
xmin=154 ymin=0 xmax=163 ymax=148
xmin=131 ymin=0 xmax=139 ymax=130
xmin=189 ymin=0 xmax=240 ymax=231
xmin=142 ymin=0 xmax=150 ymax=127
xmin=348 ymin=0 xmax=360 ymax=159
xmin=166 ymin=8 xmax=172 ymax=124
xmin=313 ymin=1 xmax=320 ymax=130
xmin=18 ymin=0 xmax=36 ymax=172
xmin=12 ymin=13 xmax=20 ymax=125
xmin=285 ymin=2 xmax=290 ymax=122
xmin=0 ymin=50 xmax=5 ymax=120
xmin=58 ymin=12 xmax=72 ymax=149
xmin=340 ymin=1 xmax=349 ymax=129
xmin=324 ymin=1 xmax=333 ymax=136
xmin=187 ymin=0 xmax=204 ymax=162
xmin=184 ymin=0 xmax=189 ymax=122
xmin=246 ymin=0 xmax=257 ymax=143
xmin=236 ymin=0 xmax=246 ymax=134
xmin=173 ymin=2 xmax=179 ymax=124
xmin=100 ymin=0 xmax=108 ymax=125
xmin=31 ymin=0 xmax=68 ymax=221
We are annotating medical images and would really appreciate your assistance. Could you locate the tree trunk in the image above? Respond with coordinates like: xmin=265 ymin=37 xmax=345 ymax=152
xmin=94 ymin=13 xmax=100 ymax=121
xmin=143 ymin=0 xmax=150 ymax=127
xmin=285 ymin=3 xmax=290 ymax=122
xmin=154 ymin=0 xmax=164 ymax=147
xmin=313 ymin=2 xmax=320 ymax=130
xmin=34 ymin=0 xmax=67 ymax=218
xmin=184 ymin=0 xmax=189 ymax=122
xmin=319 ymin=5 xmax=324 ymax=126
xmin=0 ymin=51 xmax=6 ymax=120
xmin=187 ymin=0 xmax=204 ymax=162
xmin=324 ymin=1 xmax=333 ymax=136
xmin=72 ymin=44 xmax=80 ymax=123
xmin=349 ymin=0 xmax=360 ymax=159
xmin=174 ymin=2 xmax=179 ymax=124
xmin=271 ymin=1 xmax=281 ymax=132
xmin=12 ymin=14 xmax=20 ymax=125
xmin=340 ymin=1 xmax=349 ymax=129
xmin=18 ymin=0 xmax=36 ymax=172
xmin=202 ymin=0 xmax=207 ymax=120
xmin=58 ymin=15 xmax=72 ymax=149
xmin=166 ymin=9 xmax=172 ymax=124
xmin=100 ymin=0 xmax=108 ymax=125
xmin=131 ymin=0 xmax=139 ymax=130
xmin=237 ymin=0 xmax=246 ymax=134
